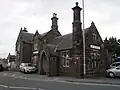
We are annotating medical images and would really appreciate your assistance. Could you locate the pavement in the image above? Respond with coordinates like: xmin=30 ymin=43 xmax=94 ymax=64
xmin=0 ymin=71 xmax=120 ymax=90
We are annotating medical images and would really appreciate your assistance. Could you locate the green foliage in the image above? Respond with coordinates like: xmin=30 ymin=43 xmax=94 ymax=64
xmin=104 ymin=37 xmax=120 ymax=57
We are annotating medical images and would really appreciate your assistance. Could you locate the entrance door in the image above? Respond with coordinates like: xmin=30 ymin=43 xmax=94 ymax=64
xmin=40 ymin=51 xmax=48 ymax=75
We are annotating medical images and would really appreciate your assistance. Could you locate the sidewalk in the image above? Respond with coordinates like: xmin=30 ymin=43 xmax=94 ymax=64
xmin=55 ymin=76 xmax=120 ymax=85
xmin=22 ymin=73 xmax=120 ymax=85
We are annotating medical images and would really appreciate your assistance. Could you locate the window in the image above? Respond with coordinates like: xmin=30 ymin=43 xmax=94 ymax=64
xmin=34 ymin=42 xmax=37 ymax=50
xmin=90 ymin=49 xmax=100 ymax=69
xmin=92 ymin=33 xmax=97 ymax=41
xmin=111 ymin=63 xmax=116 ymax=66
xmin=116 ymin=63 xmax=120 ymax=67
xmin=61 ymin=52 xmax=70 ymax=67
xmin=33 ymin=56 xmax=37 ymax=64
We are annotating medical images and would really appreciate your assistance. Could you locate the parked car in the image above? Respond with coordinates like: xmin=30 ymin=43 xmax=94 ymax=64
xmin=110 ymin=62 xmax=120 ymax=68
xmin=106 ymin=65 xmax=120 ymax=78
xmin=0 ymin=64 xmax=3 ymax=72
xmin=0 ymin=61 xmax=8 ymax=71
xmin=19 ymin=63 xmax=37 ymax=73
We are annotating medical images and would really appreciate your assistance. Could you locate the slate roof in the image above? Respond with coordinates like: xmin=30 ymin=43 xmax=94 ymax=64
xmin=21 ymin=32 xmax=34 ymax=41
xmin=50 ymin=28 xmax=90 ymax=51
xmin=50 ymin=33 xmax=72 ymax=50
xmin=84 ymin=27 xmax=90 ymax=34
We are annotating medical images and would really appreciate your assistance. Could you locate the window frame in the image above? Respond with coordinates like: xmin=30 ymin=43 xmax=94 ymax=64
xmin=61 ymin=51 xmax=70 ymax=68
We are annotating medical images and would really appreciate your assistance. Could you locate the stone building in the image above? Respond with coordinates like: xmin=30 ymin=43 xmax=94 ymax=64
xmin=15 ymin=2 xmax=106 ymax=77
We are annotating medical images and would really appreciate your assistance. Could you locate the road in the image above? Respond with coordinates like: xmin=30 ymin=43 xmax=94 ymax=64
xmin=0 ymin=71 xmax=120 ymax=90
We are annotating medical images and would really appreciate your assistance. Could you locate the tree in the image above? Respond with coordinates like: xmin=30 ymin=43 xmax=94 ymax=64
xmin=104 ymin=37 xmax=120 ymax=57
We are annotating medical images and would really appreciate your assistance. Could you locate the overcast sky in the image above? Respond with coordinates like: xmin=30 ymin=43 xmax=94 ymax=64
xmin=0 ymin=0 xmax=120 ymax=58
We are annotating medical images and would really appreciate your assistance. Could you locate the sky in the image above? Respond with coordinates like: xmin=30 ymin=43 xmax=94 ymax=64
xmin=0 ymin=0 xmax=120 ymax=58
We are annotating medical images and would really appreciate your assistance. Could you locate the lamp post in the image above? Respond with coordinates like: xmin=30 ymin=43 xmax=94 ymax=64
xmin=82 ymin=0 xmax=86 ymax=78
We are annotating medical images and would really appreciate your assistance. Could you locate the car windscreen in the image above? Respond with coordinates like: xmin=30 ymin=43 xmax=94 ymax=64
xmin=27 ymin=64 xmax=33 ymax=66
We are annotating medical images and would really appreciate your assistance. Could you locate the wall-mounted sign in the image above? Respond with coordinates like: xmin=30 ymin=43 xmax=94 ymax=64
xmin=90 ymin=45 xmax=100 ymax=50
xmin=33 ymin=51 xmax=39 ymax=54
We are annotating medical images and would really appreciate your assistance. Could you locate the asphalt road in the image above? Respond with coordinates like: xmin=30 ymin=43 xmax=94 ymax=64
xmin=0 ymin=72 xmax=120 ymax=90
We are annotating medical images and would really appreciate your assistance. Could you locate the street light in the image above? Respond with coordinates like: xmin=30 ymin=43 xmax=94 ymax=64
xmin=82 ymin=0 xmax=86 ymax=78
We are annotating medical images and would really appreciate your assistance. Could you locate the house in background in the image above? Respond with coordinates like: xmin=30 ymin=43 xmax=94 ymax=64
xmin=0 ymin=58 xmax=8 ymax=70
xmin=7 ymin=53 xmax=16 ymax=68
xmin=7 ymin=53 xmax=16 ymax=63
xmin=15 ymin=2 xmax=107 ymax=77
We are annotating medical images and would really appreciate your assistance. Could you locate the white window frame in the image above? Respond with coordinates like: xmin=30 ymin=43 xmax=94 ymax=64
xmin=62 ymin=52 xmax=70 ymax=67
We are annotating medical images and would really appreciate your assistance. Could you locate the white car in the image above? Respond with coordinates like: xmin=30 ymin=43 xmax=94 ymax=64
xmin=106 ymin=65 xmax=120 ymax=78
xmin=19 ymin=63 xmax=36 ymax=73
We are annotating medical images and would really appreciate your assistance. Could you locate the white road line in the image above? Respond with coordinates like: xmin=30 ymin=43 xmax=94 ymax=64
xmin=0 ymin=84 xmax=8 ymax=88
xmin=4 ymin=73 xmax=7 ymax=76
xmin=11 ymin=74 xmax=15 ymax=77
xmin=19 ymin=76 xmax=28 ymax=79
xmin=38 ymin=88 xmax=45 ymax=90
xmin=80 ymin=82 xmax=120 ymax=87
xmin=9 ymin=86 xmax=37 ymax=89
xmin=57 ymin=80 xmax=79 ymax=84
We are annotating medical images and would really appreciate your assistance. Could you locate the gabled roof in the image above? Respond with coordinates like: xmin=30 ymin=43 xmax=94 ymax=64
xmin=33 ymin=30 xmax=42 ymax=40
xmin=21 ymin=32 xmax=34 ymax=42
xmin=50 ymin=27 xmax=90 ymax=51
xmin=40 ymin=29 xmax=62 ymax=40
xmin=16 ymin=28 xmax=34 ymax=44
xmin=51 ymin=33 xmax=72 ymax=50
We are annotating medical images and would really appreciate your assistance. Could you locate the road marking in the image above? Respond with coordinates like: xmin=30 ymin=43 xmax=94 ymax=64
xmin=57 ymin=80 xmax=79 ymax=84
xmin=11 ymin=74 xmax=15 ymax=77
xmin=9 ymin=86 xmax=37 ymax=89
xmin=38 ymin=88 xmax=45 ymax=90
xmin=0 ymin=84 xmax=8 ymax=88
xmin=80 ymin=82 xmax=120 ymax=87
xmin=4 ymin=73 xmax=7 ymax=76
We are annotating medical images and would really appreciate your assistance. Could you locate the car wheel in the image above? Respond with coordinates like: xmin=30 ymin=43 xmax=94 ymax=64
xmin=24 ymin=69 xmax=26 ymax=74
xmin=108 ymin=72 xmax=115 ymax=78
xmin=19 ymin=69 xmax=21 ymax=72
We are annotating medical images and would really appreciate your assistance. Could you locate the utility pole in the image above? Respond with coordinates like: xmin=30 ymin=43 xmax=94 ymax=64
xmin=82 ymin=0 xmax=86 ymax=78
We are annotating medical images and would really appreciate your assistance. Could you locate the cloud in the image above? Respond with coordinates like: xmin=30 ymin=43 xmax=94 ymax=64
xmin=0 ymin=0 xmax=120 ymax=58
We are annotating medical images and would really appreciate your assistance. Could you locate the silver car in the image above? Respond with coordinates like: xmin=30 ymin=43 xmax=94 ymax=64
xmin=110 ymin=62 xmax=120 ymax=68
xmin=106 ymin=65 xmax=120 ymax=78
